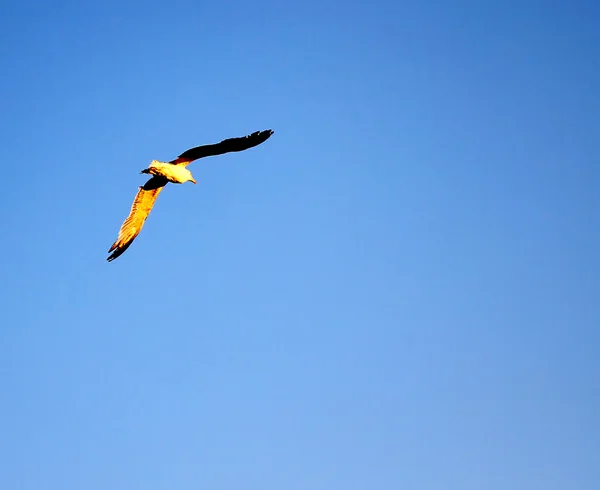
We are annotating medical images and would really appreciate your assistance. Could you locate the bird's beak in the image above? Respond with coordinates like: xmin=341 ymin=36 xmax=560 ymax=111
xmin=191 ymin=179 xmax=197 ymax=184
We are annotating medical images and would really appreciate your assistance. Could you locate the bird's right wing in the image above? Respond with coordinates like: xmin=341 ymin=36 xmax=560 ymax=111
xmin=170 ymin=129 xmax=274 ymax=165
xmin=107 ymin=176 xmax=168 ymax=262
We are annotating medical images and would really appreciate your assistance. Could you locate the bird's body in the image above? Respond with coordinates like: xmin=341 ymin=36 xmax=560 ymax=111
xmin=107 ymin=129 xmax=274 ymax=262
xmin=142 ymin=160 xmax=197 ymax=184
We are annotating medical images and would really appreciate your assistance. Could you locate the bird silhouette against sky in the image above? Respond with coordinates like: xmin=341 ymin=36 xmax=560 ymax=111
xmin=107 ymin=129 xmax=274 ymax=262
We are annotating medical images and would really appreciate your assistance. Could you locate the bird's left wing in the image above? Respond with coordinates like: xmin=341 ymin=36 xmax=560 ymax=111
xmin=170 ymin=129 xmax=274 ymax=166
xmin=107 ymin=176 xmax=168 ymax=262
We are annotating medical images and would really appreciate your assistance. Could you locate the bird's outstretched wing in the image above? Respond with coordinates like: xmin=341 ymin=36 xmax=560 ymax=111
xmin=170 ymin=129 xmax=274 ymax=166
xmin=107 ymin=176 xmax=168 ymax=262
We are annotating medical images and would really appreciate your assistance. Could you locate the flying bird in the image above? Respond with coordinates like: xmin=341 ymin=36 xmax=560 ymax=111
xmin=107 ymin=129 xmax=274 ymax=262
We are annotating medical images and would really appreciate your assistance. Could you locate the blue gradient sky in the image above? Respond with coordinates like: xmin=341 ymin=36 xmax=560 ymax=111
xmin=1 ymin=1 xmax=599 ymax=489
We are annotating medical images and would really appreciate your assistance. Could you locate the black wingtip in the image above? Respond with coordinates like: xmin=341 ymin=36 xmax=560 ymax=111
xmin=106 ymin=248 xmax=122 ymax=262
xmin=250 ymin=129 xmax=274 ymax=144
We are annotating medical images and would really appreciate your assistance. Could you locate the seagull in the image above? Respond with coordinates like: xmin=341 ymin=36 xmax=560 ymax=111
xmin=107 ymin=129 xmax=274 ymax=262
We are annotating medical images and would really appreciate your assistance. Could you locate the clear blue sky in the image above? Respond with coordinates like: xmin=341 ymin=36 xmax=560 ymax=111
xmin=1 ymin=1 xmax=599 ymax=489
